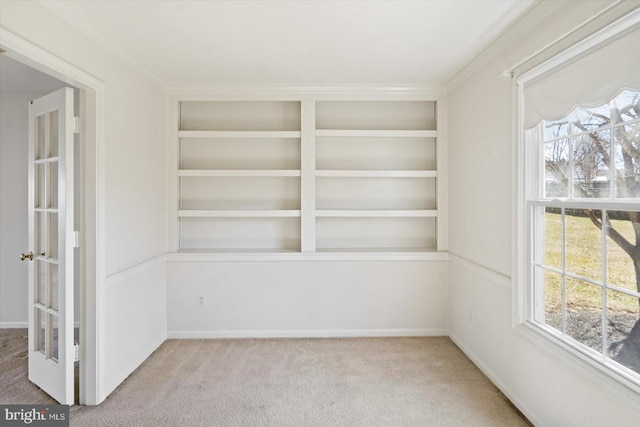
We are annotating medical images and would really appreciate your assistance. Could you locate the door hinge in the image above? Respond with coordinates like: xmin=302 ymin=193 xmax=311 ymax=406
xmin=74 ymin=343 xmax=80 ymax=362
xmin=73 ymin=230 xmax=81 ymax=248
xmin=74 ymin=116 xmax=80 ymax=134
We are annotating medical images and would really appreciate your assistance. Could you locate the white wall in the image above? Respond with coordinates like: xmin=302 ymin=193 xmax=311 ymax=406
xmin=447 ymin=1 xmax=640 ymax=425
xmin=0 ymin=94 xmax=32 ymax=325
xmin=1 ymin=2 xmax=168 ymax=403
xmin=167 ymin=259 xmax=448 ymax=337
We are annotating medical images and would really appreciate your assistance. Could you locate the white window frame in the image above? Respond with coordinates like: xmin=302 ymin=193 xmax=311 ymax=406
xmin=514 ymin=11 xmax=640 ymax=397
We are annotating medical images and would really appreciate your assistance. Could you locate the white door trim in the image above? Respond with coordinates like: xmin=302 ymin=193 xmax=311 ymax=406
xmin=0 ymin=27 xmax=105 ymax=405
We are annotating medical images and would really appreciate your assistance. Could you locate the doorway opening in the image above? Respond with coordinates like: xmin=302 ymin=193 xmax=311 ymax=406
xmin=0 ymin=35 xmax=101 ymax=405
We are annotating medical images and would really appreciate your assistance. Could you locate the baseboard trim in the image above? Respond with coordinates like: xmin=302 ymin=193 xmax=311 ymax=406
xmin=0 ymin=322 xmax=28 ymax=328
xmin=167 ymin=328 xmax=447 ymax=339
xmin=448 ymin=332 xmax=539 ymax=426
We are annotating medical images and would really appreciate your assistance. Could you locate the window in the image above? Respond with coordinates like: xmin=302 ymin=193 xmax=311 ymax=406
xmin=529 ymin=89 xmax=640 ymax=377
xmin=517 ymin=17 xmax=640 ymax=387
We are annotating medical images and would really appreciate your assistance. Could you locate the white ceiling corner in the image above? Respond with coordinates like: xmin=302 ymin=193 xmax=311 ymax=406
xmin=45 ymin=0 xmax=535 ymax=90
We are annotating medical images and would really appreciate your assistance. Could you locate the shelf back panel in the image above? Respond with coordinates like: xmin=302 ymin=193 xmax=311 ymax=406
xmin=316 ymin=101 xmax=435 ymax=130
xmin=317 ymin=177 xmax=435 ymax=210
xmin=181 ymin=176 xmax=301 ymax=210
xmin=181 ymin=101 xmax=301 ymax=131
xmin=316 ymin=217 xmax=436 ymax=250
xmin=316 ymin=136 xmax=435 ymax=170
xmin=181 ymin=137 xmax=301 ymax=170
xmin=181 ymin=217 xmax=301 ymax=250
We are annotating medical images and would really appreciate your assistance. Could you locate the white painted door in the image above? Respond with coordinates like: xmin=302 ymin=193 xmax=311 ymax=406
xmin=24 ymin=88 xmax=75 ymax=405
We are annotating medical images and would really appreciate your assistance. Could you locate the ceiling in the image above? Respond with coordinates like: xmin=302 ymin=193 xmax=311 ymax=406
xmin=49 ymin=0 xmax=534 ymax=88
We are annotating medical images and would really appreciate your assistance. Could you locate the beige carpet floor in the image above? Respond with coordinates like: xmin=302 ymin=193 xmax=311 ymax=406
xmin=1 ymin=330 xmax=530 ymax=426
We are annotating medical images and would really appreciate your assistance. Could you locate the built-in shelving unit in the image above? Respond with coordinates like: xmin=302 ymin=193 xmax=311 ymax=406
xmin=314 ymin=100 xmax=438 ymax=253
xmin=178 ymin=101 xmax=301 ymax=251
xmin=172 ymin=94 xmax=445 ymax=257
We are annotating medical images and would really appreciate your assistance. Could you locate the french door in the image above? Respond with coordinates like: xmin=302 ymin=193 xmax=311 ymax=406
xmin=24 ymin=87 xmax=75 ymax=404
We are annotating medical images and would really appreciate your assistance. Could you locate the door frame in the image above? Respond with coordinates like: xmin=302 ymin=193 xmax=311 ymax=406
xmin=1 ymin=28 xmax=104 ymax=405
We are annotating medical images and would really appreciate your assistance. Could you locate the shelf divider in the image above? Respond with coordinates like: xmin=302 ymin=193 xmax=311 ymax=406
xmin=300 ymin=101 xmax=317 ymax=252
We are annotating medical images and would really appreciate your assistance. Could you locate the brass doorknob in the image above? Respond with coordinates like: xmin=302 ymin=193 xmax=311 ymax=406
xmin=20 ymin=252 xmax=33 ymax=261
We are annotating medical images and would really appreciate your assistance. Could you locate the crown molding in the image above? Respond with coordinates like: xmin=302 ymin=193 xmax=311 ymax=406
xmin=41 ymin=0 xmax=168 ymax=91
xmin=445 ymin=0 xmax=553 ymax=92
xmin=167 ymin=84 xmax=447 ymax=101
xmin=445 ymin=0 xmax=639 ymax=92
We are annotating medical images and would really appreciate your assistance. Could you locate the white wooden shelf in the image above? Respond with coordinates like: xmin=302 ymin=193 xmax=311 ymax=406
xmin=179 ymin=209 xmax=301 ymax=218
xmin=179 ymin=169 xmax=301 ymax=177
xmin=316 ymin=210 xmax=437 ymax=218
xmin=316 ymin=247 xmax=436 ymax=253
xmin=173 ymin=98 xmax=443 ymax=254
xmin=179 ymin=130 xmax=301 ymax=138
xmin=316 ymin=130 xmax=437 ymax=138
xmin=316 ymin=170 xmax=436 ymax=178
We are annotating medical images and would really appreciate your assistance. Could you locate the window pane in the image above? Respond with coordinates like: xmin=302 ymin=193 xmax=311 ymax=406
xmin=573 ymin=104 xmax=610 ymax=131
xmin=35 ymin=308 xmax=45 ymax=354
xmin=49 ymin=213 xmax=58 ymax=260
xmin=50 ymin=263 xmax=59 ymax=311
xmin=611 ymin=90 xmax=640 ymax=124
xmin=566 ymin=277 xmax=603 ymax=353
xmin=37 ymin=114 xmax=46 ymax=160
xmin=36 ymin=260 xmax=46 ymax=305
xmin=565 ymin=210 xmax=602 ymax=282
xmin=606 ymin=211 xmax=638 ymax=294
xmin=36 ymin=164 xmax=46 ymax=209
xmin=36 ymin=211 xmax=46 ymax=258
xmin=544 ymin=140 xmax=569 ymax=197
xmin=543 ymin=119 xmax=570 ymax=140
xmin=542 ymin=268 xmax=562 ymax=331
xmin=50 ymin=313 xmax=59 ymax=363
xmin=50 ymin=110 xmax=59 ymax=157
xmin=543 ymin=207 xmax=562 ymax=269
xmin=49 ymin=162 xmax=58 ymax=209
xmin=572 ymin=131 xmax=611 ymax=198
xmin=607 ymin=290 xmax=640 ymax=375
xmin=613 ymin=124 xmax=640 ymax=198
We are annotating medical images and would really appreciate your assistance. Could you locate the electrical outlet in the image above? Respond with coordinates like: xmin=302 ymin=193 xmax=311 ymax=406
xmin=197 ymin=294 xmax=206 ymax=308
